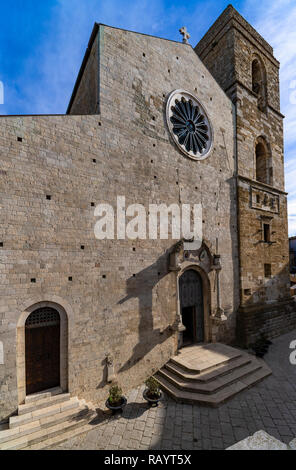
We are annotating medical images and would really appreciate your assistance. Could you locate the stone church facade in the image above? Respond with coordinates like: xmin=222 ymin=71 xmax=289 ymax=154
xmin=0 ymin=5 xmax=295 ymax=423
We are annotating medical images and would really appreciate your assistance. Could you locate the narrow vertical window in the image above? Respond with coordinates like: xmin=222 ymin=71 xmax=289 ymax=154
xmin=252 ymin=57 xmax=267 ymax=112
xmin=255 ymin=137 xmax=272 ymax=185
xmin=263 ymin=224 xmax=270 ymax=243
xmin=264 ymin=264 xmax=271 ymax=278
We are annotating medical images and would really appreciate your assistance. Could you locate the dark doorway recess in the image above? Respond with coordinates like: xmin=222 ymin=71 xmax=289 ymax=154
xmin=179 ymin=269 xmax=204 ymax=345
xmin=25 ymin=307 xmax=60 ymax=395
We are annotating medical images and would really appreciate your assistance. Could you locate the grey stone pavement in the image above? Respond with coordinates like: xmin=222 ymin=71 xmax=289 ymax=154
xmin=56 ymin=329 xmax=296 ymax=450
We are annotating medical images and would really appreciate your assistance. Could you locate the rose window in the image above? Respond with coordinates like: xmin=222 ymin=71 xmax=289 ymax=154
xmin=166 ymin=90 xmax=213 ymax=160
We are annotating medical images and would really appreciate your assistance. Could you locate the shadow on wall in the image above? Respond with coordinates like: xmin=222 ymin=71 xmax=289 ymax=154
xmin=226 ymin=174 xmax=240 ymax=343
xmin=236 ymin=261 xmax=296 ymax=347
xmin=117 ymin=245 xmax=177 ymax=373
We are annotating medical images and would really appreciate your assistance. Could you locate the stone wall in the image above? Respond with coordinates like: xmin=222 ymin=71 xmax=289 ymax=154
xmin=237 ymin=298 xmax=296 ymax=346
xmin=0 ymin=26 xmax=238 ymax=422
xmin=195 ymin=5 xmax=293 ymax=344
xmin=68 ymin=31 xmax=99 ymax=115
xmin=237 ymin=177 xmax=291 ymax=305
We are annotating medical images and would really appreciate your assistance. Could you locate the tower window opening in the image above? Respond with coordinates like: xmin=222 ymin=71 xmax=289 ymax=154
xmin=263 ymin=224 xmax=271 ymax=243
xmin=255 ymin=137 xmax=272 ymax=185
xmin=252 ymin=57 xmax=267 ymax=112
xmin=264 ymin=263 xmax=272 ymax=278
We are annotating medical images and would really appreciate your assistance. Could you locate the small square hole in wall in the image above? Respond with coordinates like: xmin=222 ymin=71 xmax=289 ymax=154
xmin=91 ymin=202 xmax=95 ymax=207
xmin=31 ymin=278 xmax=36 ymax=283
xmin=133 ymin=247 xmax=136 ymax=252
xmin=68 ymin=277 xmax=73 ymax=282
xmin=93 ymin=159 xmax=97 ymax=163
xmin=81 ymin=245 xmax=85 ymax=250
xmin=133 ymin=274 xmax=136 ymax=277
xmin=176 ymin=56 xmax=179 ymax=60
xmin=0 ymin=242 xmax=3 ymax=247
xmin=153 ymin=144 xmax=156 ymax=147
xmin=244 ymin=289 xmax=251 ymax=296
xmin=102 ymin=275 xmax=106 ymax=279
xmin=152 ymin=116 xmax=155 ymax=121
xmin=143 ymin=52 xmax=146 ymax=57
xmin=154 ymin=175 xmax=157 ymax=179
xmin=98 ymin=122 xmax=101 ymax=126
xmin=17 ymin=137 xmax=23 ymax=142
xmin=168 ymin=69 xmax=170 ymax=74
xmin=46 ymin=195 xmax=51 ymax=200
xmin=151 ymin=160 xmax=154 ymax=164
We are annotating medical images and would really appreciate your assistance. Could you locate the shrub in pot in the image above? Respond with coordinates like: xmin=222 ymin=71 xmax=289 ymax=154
xmin=143 ymin=377 xmax=162 ymax=407
xmin=105 ymin=385 xmax=127 ymax=413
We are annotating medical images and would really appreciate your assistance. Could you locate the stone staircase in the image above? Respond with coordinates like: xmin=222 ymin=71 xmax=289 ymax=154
xmin=0 ymin=387 xmax=98 ymax=450
xmin=155 ymin=343 xmax=272 ymax=407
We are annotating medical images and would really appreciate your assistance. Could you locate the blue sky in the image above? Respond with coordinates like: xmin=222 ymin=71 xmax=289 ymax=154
xmin=0 ymin=0 xmax=295 ymax=235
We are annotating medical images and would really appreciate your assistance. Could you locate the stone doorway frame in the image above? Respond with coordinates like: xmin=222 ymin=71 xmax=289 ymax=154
xmin=16 ymin=300 xmax=69 ymax=405
xmin=177 ymin=264 xmax=212 ymax=347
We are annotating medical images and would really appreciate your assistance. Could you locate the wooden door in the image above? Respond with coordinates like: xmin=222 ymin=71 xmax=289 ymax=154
xmin=25 ymin=308 xmax=60 ymax=395
xmin=179 ymin=269 xmax=204 ymax=344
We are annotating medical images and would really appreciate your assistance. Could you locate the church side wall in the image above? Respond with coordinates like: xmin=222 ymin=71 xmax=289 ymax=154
xmin=68 ymin=33 xmax=99 ymax=115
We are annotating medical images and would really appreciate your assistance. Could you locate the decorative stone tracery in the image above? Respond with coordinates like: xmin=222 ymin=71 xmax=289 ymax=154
xmin=166 ymin=90 xmax=213 ymax=160
xmin=169 ymin=238 xmax=226 ymax=347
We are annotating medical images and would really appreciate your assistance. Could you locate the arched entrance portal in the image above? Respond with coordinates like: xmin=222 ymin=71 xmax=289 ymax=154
xmin=25 ymin=307 xmax=60 ymax=395
xmin=179 ymin=269 xmax=204 ymax=345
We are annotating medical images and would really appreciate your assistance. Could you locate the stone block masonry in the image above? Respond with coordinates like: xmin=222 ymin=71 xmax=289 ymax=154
xmin=0 ymin=24 xmax=238 ymax=422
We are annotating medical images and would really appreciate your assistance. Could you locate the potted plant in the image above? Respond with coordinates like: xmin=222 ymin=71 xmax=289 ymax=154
xmin=143 ymin=376 xmax=163 ymax=407
xmin=105 ymin=385 xmax=127 ymax=414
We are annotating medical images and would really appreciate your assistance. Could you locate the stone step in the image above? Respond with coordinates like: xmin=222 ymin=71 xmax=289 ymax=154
xmin=24 ymin=387 xmax=63 ymax=404
xmin=158 ymin=360 xmax=262 ymax=394
xmin=155 ymin=364 xmax=271 ymax=407
xmin=165 ymin=355 xmax=252 ymax=383
xmin=0 ymin=402 xmax=90 ymax=445
xmin=17 ymin=392 xmax=71 ymax=416
xmin=0 ymin=404 xmax=97 ymax=450
xmin=10 ymin=396 xmax=79 ymax=429
xmin=26 ymin=419 xmax=97 ymax=450
xmin=170 ymin=344 xmax=242 ymax=374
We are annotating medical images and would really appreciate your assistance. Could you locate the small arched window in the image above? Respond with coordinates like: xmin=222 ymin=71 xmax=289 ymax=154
xmin=252 ymin=57 xmax=267 ymax=112
xmin=255 ymin=137 xmax=272 ymax=185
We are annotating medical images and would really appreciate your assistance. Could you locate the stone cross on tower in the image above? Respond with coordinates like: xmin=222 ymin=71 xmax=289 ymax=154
xmin=179 ymin=26 xmax=190 ymax=44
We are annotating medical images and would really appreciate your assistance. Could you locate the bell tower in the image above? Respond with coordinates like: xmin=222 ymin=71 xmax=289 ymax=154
xmin=195 ymin=5 xmax=295 ymax=345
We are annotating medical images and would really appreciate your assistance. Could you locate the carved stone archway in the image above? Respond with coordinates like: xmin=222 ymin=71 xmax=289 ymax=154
xmin=169 ymin=239 xmax=223 ymax=348
xmin=16 ymin=300 xmax=69 ymax=404
xmin=177 ymin=264 xmax=212 ymax=346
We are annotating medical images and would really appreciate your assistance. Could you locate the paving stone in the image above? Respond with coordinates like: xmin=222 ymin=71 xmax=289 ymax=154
xmin=51 ymin=331 xmax=296 ymax=452
xmin=110 ymin=434 xmax=122 ymax=446
xmin=211 ymin=437 xmax=224 ymax=449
